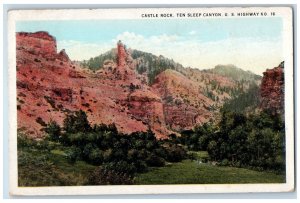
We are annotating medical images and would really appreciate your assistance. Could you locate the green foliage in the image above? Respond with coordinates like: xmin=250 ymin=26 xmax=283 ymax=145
xmin=17 ymin=133 xmax=53 ymax=152
xmin=18 ymin=150 xmax=72 ymax=186
xmin=18 ymin=106 xmax=285 ymax=186
xmin=103 ymin=161 xmax=137 ymax=175
xmin=178 ymin=107 xmax=285 ymax=173
xmin=165 ymin=144 xmax=187 ymax=162
xmin=203 ymin=89 xmax=216 ymax=101
xmin=181 ymin=110 xmax=285 ymax=172
xmin=146 ymin=154 xmax=165 ymax=167
xmin=81 ymin=50 xmax=117 ymax=71
xmin=43 ymin=120 xmax=61 ymax=142
xmin=205 ymin=64 xmax=262 ymax=82
xmin=63 ymin=110 xmax=91 ymax=133
xmin=87 ymin=166 xmax=133 ymax=185
xmin=222 ymin=83 xmax=260 ymax=113
xmin=180 ymin=123 xmax=216 ymax=151
xmin=17 ymin=134 xmax=94 ymax=186
xmin=132 ymin=50 xmax=185 ymax=85
xmin=82 ymin=49 xmax=184 ymax=85
xmin=89 ymin=148 xmax=103 ymax=165
xmin=65 ymin=146 xmax=81 ymax=164
xmin=39 ymin=110 xmax=186 ymax=185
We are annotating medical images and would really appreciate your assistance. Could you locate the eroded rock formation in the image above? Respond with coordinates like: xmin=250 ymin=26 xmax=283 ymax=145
xmin=260 ymin=62 xmax=284 ymax=114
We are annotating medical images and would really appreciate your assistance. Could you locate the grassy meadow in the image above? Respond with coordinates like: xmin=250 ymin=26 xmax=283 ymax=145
xmin=135 ymin=160 xmax=285 ymax=184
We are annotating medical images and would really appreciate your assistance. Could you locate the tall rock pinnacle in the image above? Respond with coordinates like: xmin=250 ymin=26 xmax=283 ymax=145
xmin=117 ymin=40 xmax=127 ymax=67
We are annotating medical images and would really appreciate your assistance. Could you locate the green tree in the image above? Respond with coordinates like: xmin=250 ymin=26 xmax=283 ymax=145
xmin=88 ymin=148 xmax=104 ymax=165
xmin=44 ymin=120 xmax=61 ymax=142
xmin=63 ymin=110 xmax=91 ymax=133
xmin=207 ymin=140 xmax=218 ymax=161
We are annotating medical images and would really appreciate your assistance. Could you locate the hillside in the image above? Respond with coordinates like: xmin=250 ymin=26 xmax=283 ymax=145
xmin=16 ymin=31 xmax=262 ymax=139
xmin=81 ymin=48 xmax=185 ymax=84
xmin=203 ymin=64 xmax=262 ymax=82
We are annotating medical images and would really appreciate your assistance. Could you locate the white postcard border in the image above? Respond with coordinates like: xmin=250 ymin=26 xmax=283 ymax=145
xmin=8 ymin=7 xmax=294 ymax=196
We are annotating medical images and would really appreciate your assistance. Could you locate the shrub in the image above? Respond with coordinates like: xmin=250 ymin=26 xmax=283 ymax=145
xmin=44 ymin=120 xmax=61 ymax=142
xmin=146 ymin=154 xmax=165 ymax=167
xmin=65 ymin=146 xmax=81 ymax=164
xmin=63 ymin=110 xmax=91 ymax=133
xmin=134 ymin=160 xmax=148 ymax=173
xmin=104 ymin=161 xmax=137 ymax=175
xmin=82 ymin=143 xmax=95 ymax=160
xmin=87 ymin=166 xmax=133 ymax=185
xmin=17 ymin=134 xmax=33 ymax=149
xmin=137 ymin=148 xmax=150 ymax=160
xmin=112 ymin=148 xmax=126 ymax=161
xmin=103 ymin=148 xmax=113 ymax=162
xmin=88 ymin=148 xmax=103 ymax=165
xmin=187 ymin=151 xmax=197 ymax=160
xmin=201 ymin=110 xmax=286 ymax=172
xmin=165 ymin=144 xmax=187 ymax=162
xmin=66 ymin=132 xmax=86 ymax=146
xmin=127 ymin=149 xmax=139 ymax=161
xmin=145 ymin=141 xmax=155 ymax=150
xmin=153 ymin=147 xmax=167 ymax=159
xmin=220 ymin=159 xmax=229 ymax=166
xmin=134 ymin=139 xmax=145 ymax=149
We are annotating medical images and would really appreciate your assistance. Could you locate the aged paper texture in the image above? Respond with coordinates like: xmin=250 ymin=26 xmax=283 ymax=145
xmin=8 ymin=7 xmax=294 ymax=195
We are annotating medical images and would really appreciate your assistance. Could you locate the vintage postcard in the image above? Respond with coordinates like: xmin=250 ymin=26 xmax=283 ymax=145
xmin=8 ymin=7 xmax=294 ymax=195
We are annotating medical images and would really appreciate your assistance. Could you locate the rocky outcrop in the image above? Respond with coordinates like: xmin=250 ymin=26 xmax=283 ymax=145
xmin=126 ymin=90 xmax=171 ymax=137
xmin=51 ymin=88 xmax=73 ymax=102
xmin=260 ymin=62 xmax=284 ymax=114
xmin=152 ymin=69 xmax=213 ymax=131
xmin=58 ymin=49 xmax=70 ymax=62
xmin=16 ymin=31 xmax=57 ymax=58
xmin=69 ymin=69 xmax=86 ymax=78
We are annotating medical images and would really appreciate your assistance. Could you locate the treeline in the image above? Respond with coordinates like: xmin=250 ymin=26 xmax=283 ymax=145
xmin=222 ymin=83 xmax=260 ymax=113
xmin=131 ymin=50 xmax=184 ymax=84
xmin=179 ymin=110 xmax=285 ymax=173
xmin=81 ymin=50 xmax=117 ymax=71
xmin=204 ymin=64 xmax=262 ymax=82
xmin=20 ymin=110 xmax=187 ymax=185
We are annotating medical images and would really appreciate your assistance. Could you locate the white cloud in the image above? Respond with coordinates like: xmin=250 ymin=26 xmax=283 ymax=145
xmin=113 ymin=32 xmax=180 ymax=48
xmin=114 ymin=32 xmax=145 ymax=44
xmin=149 ymin=34 xmax=180 ymax=43
xmin=57 ymin=40 xmax=113 ymax=61
xmin=58 ymin=32 xmax=283 ymax=75
xmin=189 ymin=30 xmax=197 ymax=35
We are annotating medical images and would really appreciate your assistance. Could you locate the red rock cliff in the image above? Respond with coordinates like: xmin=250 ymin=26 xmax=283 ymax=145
xmin=16 ymin=31 xmax=57 ymax=58
xmin=260 ymin=62 xmax=284 ymax=113
xmin=16 ymin=32 xmax=171 ymax=139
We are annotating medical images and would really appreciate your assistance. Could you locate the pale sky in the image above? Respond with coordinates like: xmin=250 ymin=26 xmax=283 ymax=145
xmin=16 ymin=18 xmax=283 ymax=75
